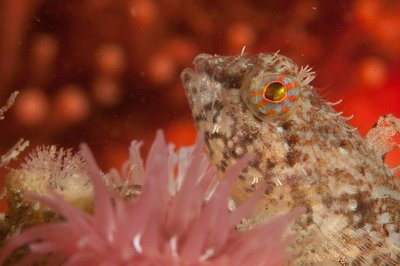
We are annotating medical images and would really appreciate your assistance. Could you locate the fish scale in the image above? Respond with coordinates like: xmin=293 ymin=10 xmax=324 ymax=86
xmin=181 ymin=52 xmax=400 ymax=265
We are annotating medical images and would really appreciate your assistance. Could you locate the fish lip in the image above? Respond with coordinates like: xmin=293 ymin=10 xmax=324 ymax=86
xmin=180 ymin=54 xmax=224 ymax=115
xmin=192 ymin=53 xmax=214 ymax=72
xmin=180 ymin=66 xmax=215 ymax=98
xmin=180 ymin=54 xmax=214 ymax=92
xmin=180 ymin=67 xmax=195 ymax=88
xmin=180 ymin=53 xmax=216 ymax=92
xmin=181 ymin=53 xmax=250 ymax=102
xmin=180 ymin=67 xmax=202 ymax=111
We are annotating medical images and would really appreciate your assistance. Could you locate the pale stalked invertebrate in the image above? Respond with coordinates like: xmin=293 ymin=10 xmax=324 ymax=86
xmin=181 ymin=52 xmax=400 ymax=265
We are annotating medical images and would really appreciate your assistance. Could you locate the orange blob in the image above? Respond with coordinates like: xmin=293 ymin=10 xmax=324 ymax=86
xmin=266 ymin=109 xmax=276 ymax=117
xmin=281 ymin=105 xmax=289 ymax=113
xmin=95 ymin=45 xmax=125 ymax=77
xmin=257 ymin=101 xmax=265 ymax=107
xmin=130 ymin=0 xmax=158 ymax=27
xmin=30 ymin=34 xmax=58 ymax=66
xmin=14 ymin=88 xmax=49 ymax=126
xmin=147 ymin=52 xmax=176 ymax=85
xmin=54 ymin=85 xmax=90 ymax=123
xmin=166 ymin=38 xmax=198 ymax=65
xmin=92 ymin=79 xmax=122 ymax=107
xmin=226 ymin=22 xmax=256 ymax=53
xmin=354 ymin=0 xmax=375 ymax=26
xmin=358 ymin=57 xmax=388 ymax=89
xmin=354 ymin=0 xmax=400 ymax=56
xmin=29 ymin=34 xmax=59 ymax=84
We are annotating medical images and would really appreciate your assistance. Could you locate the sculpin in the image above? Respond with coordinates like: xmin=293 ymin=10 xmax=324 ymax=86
xmin=181 ymin=52 xmax=400 ymax=265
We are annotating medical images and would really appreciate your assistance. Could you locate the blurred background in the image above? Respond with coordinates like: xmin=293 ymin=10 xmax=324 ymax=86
xmin=0 ymin=0 xmax=399 ymax=175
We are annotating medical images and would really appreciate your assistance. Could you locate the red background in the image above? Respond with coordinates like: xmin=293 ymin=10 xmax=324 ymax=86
xmin=0 ymin=0 xmax=399 ymax=211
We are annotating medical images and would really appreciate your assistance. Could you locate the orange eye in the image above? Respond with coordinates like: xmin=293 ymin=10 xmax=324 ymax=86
xmin=243 ymin=73 xmax=299 ymax=119
xmin=263 ymin=81 xmax=287 ymax=103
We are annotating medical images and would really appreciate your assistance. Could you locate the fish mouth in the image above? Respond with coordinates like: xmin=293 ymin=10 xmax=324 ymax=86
xmin=180 ymin=54 xmax=224 ymax=116
xmin=180 ymin=53 xmax=215 ymax=91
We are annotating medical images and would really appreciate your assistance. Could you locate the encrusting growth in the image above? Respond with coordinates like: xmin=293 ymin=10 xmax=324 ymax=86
xmin=6 ymin=146 xmax=93 ymax=233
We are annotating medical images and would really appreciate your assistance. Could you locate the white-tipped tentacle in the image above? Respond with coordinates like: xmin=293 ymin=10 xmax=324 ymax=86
xmin=331 ymin=111 xmax=344 ymax=117
xmin=327 ymin=99 xmax=343 ymax=106
xmin=241 ymin=46 xmax=247 ymax=56
xmin=298 ymin=67 xmax=315 ymax=86
xmin=343 ymin=114 xmax=354 ymax=121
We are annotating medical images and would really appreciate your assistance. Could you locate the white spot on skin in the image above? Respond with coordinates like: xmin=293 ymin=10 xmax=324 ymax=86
xmin=276 ymin=126 xmax=284 ymax=133
xmin=353 ymin=214 xmax=361 ymax=224
xmin=213 ymin=125 xmax=219 ymax=134
xmin=235 ymin=146 xmax=244 ymax=156
xmin=251 ymin=176 xmax=259 ymax=185
xmin=347 ymin=199 xmax=358 ymax=211
xmin=284 ymin=143 xmax=290 ymax=151
xmin=339 ymin=147 xmax=348 ymax=155
xmin=377 ymin=212 xmax=392 ymax=225
xmin=228 ymin=198 xmax=236 ymax=211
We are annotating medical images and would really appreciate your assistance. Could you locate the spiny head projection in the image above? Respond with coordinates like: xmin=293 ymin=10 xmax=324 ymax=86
xmin=181 ymin=53 xmax=400 ymax=265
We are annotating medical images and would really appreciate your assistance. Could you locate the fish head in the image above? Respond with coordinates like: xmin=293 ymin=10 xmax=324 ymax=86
xmin=181 ymin=53 xmax=316 ymax=190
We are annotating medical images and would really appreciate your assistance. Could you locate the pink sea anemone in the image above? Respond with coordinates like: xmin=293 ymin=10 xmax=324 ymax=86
xmin=0 ymin=131 xmax=302 ymax=265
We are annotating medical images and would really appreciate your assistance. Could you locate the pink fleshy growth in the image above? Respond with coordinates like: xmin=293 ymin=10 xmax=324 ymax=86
xmin=0 ymin=131 xmax=303 ymax=265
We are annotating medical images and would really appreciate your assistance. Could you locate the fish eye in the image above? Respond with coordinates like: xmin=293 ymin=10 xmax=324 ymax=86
xmin=263 ymin=81 xmax=287 ymax=103
xmin=241 ymin=73 xmax=300 ymax=119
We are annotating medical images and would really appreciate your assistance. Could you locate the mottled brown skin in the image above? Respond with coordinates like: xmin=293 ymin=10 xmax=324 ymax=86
xmin=181 ymin=53 xmax=400 ymax=265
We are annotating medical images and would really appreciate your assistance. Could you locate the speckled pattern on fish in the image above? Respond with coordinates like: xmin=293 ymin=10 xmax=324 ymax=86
xmin=181 ymin=52 xmax=400 ymax=265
